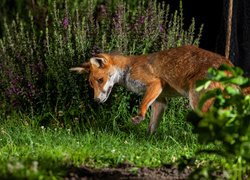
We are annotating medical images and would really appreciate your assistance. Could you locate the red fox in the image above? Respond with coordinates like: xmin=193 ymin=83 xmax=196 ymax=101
xmin=70 ymin=45 xmax=247 ymax=133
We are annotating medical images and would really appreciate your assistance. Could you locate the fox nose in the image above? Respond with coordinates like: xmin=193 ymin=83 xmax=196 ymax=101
xmin=94 ymin=98 xmax=101 ymax=103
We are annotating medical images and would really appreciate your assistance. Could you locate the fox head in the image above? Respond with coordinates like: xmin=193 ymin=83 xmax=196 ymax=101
xmin=70 ymin=56 xmax=119 ymax=103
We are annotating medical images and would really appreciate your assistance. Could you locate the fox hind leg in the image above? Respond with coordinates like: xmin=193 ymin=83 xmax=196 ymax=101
xmin=188 ymin=82 xmax=222 ymax=112
xmin=148 ymin=100 xmax=167 ymax=134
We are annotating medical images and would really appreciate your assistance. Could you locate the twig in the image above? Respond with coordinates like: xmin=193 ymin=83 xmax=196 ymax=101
xmin=225 ymin=0 xmax=233 ymax=59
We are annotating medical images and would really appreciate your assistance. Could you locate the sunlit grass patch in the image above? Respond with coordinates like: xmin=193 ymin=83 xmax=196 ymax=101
xmin=0 ymin=98 xmax=205 ymax=179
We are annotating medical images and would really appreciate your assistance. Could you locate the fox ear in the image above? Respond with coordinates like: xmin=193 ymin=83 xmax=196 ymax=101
xmin=70 ymin=62 xmax=90 ymax=74
xmin=90 ymin=57 xmax=107 ymax=68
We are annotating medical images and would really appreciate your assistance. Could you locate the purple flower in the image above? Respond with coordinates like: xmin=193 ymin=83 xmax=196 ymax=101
xmin=63 ymin=17 xmax=69 ymax=28
xmin=159 ymin=24 xmax=164 ymax=32
xmin=112 ymin=5 xmax=124 ymax=31
xmin=138 ymin=16 xmax=145 ymax=24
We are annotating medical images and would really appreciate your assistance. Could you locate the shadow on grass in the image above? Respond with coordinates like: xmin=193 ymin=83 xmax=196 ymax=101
xmin=1 ymin=154 xmax=192 ymax=180
xmin=0 ymin=156 xmax=69 ymax=179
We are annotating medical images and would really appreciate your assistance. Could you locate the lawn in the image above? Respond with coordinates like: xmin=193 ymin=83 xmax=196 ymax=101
xmin=0 ymin=98 xmax=206 ymax=179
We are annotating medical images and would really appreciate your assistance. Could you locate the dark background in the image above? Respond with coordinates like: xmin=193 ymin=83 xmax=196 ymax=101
xmin=167 ymin=0 xmax=250 ymax=75
xmin=166 ymin=0 xmax=223 ymax=51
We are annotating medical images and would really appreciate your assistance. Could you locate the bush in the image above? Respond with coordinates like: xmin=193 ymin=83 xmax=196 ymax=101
xmin=0 ymin=0 xmax=202 ymax=117
xmin=184 ymin=65 xmax=250 ymax=179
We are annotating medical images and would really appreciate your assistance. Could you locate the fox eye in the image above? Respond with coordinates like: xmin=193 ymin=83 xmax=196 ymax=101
xmin=97 ymin=78 xmax=103 ymax=84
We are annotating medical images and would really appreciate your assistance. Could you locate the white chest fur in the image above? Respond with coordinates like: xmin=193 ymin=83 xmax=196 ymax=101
xmin=125 ymin=73 xmax=146 ymax=94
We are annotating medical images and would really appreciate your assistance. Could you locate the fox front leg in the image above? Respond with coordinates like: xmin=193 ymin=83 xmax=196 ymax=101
xmin=132 ymin=80 xmax=163 ymax=124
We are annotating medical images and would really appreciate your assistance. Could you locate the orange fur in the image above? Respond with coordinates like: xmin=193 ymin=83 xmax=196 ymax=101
xmin=70 ymin=45 xmax=248 ymax=133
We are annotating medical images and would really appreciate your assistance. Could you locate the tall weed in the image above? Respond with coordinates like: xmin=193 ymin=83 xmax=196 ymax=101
xmin=0 ymin=0 xmax=202 ymax=119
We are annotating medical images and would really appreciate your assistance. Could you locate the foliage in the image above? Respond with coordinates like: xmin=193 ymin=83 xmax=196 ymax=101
xmin=183 ymin=65 xmax=250 ymax=179
xmin=0 ymin=0 xmax=203 ymax=115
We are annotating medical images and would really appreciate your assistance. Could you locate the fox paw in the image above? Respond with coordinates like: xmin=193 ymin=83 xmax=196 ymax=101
xmin=132 ymin=115 xmax=144 ymax=124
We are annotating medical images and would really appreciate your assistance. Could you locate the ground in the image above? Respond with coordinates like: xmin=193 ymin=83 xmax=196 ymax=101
xmin=65 ymin=164 xmax=192 ymax=180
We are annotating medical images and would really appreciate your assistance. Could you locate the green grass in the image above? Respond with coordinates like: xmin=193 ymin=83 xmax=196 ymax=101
xmin=0 ymin=98 xmax=205 ymax=179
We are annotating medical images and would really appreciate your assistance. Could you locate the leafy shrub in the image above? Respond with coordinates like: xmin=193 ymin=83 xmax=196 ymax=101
xmin=0 ymin=0 xmax=202 ymax=117
xmin=185 ymin=65 xmax=250 ymax=179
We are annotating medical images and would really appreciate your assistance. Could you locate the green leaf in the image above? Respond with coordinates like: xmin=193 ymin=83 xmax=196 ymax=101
xmin=229 ymin=76 xmax=249 ymax=86
xmin=214 ymin=71 xmax=228 ymax=80
xmin=225 ymin=86 xmax=240 ymax=95
xmin=204 ymin=80 xmax=212 ymax=89
xmin=218 ymin=64 xmax=233 ymax=71
xmin=198 ymin=89 xmax=220 ymax=111
xmin=234 ymin=67 xmax=244 ymax=76
xmin=196 ymin=80 xmax=211 ymax=92
xmin=207 ymin=67 xmax=216 ymax=75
